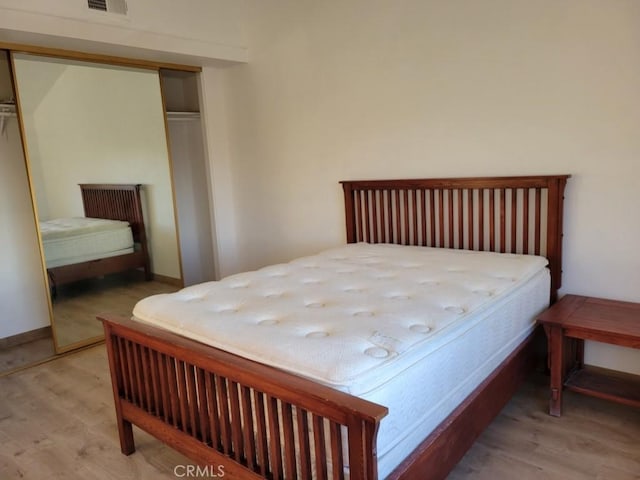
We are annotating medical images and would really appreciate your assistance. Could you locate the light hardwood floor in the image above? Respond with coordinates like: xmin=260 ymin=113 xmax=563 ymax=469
xmin=53 ymin=275 xmax=178 ymax=347
xmin=0 ymin=346 xmax=638 ymax=479
xmin=0 ymin=276 xmax=178 ymax=376
xmin=0 ymin=338 xmax=55 ymax=374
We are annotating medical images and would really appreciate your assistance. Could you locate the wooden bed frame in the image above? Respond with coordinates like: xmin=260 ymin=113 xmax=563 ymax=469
xmin=46 ymin=184 xmax=151 ymax=290
xmin=99 ymin=175 xmax=569 ymax=479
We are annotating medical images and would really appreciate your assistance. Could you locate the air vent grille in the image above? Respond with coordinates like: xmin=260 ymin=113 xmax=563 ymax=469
xmin=87 ymin=0 xmax=127 ymax=15
xmin=88 ymin=0 xmax=107 ymax=11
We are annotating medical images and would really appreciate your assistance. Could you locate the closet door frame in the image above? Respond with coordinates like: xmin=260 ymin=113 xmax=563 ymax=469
xmin=6 ymin=40 xmax=201 ymax=354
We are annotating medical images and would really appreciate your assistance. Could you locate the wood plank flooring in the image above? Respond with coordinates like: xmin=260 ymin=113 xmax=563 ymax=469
xmin=53 ymin=275 xmax=178 ymax=348
xmin=0 ymin=346 xmax=638 ymax=479
xmin=0 ymin=276 xmax=177 ymax=376
xmin=0 ymin=338 xmax=55 ymax=374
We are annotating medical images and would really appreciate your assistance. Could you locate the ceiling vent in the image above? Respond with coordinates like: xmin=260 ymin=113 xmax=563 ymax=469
xmin=87 ymin=0 xmax=128 ymax=15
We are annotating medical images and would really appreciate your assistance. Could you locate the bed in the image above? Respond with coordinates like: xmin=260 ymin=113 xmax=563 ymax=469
xmin=44 ymin=184 xmax=151 ymax=290
xmin=99 ymin=175 xmax=569 ymax=479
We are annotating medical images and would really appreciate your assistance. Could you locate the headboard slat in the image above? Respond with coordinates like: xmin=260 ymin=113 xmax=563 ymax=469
xmin=341 ymin=175 xmax=569 ymax=301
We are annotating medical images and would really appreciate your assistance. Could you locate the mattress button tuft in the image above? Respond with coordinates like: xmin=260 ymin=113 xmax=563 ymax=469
xmin=258 ymin=318 xmax=279 ymax=326
xmin=364 ymin=347 xmax=390 ymax=358
xmin=409 ymin=324 xmax=432 ymax=334
xmin=354 ymin=310 xmax=374 ymax=317
xmin=218 ymin=307 xmax=238 ymax=314
xmin=305 ymin=301 xmax=325 ymax=308
xmin=473 ymin=289 xmax=494 ymax=297
xmin=306 ymin=331 xmax=329 ymax=339
xmin=389 ymin=293 xmax=410 ymax=300
xmin=343 ymin=287 xmax=363 ymax=293
xmin=445 ymin=306 xmax=466 ymax=314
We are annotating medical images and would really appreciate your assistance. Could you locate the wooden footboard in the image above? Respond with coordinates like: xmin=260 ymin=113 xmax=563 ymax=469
xmin=100 ymin=314 xmax=388 ymax=480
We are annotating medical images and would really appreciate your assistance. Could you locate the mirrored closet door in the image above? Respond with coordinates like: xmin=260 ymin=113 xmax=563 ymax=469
xmin=12 ymin=53 xmax=183 ymax=353
xmin=0 ymin=50 xmax=54 ymax=373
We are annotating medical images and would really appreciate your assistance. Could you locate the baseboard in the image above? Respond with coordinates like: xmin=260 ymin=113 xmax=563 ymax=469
xmin=152 ymin=273 xmax=183 ymax=287
xmin=0 ymin=326 xmax=52 ymax=349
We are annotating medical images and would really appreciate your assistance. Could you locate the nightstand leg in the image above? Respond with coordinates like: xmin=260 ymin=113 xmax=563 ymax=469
xmin=548 ymin=325 xmax=564 ymax=416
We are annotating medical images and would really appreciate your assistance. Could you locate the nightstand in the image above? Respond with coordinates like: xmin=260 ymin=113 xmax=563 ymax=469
xmin=537 ymin=295 xmax=640 ymax=416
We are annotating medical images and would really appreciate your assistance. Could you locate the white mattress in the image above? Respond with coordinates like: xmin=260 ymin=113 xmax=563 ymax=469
xmin=132 ymin=243 xmax=550 ymax=477
xmin=40 ymin=217 xmax=134 ymax=268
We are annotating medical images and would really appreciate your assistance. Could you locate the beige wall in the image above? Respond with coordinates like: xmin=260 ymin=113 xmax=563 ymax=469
xmin=218 ymin=0 xmax=640 ymax=373
xmin=0 ymin=99 xmax=50 ymax=338
xmin=0 ymin=0 xmax=247 ymax=64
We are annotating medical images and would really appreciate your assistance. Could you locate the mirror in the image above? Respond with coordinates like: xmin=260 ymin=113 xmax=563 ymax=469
xmin=13 ymin=54 xmax=182 ymax=353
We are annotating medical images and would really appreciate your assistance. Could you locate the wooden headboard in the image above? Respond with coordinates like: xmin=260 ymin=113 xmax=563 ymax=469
xmin=341 ymin=175 xmax=569 ymax=301
xmin=79 ymin=183 xmax=149 ymax=264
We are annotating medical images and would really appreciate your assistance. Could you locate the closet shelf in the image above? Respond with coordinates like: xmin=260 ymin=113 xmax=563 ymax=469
xmin=0 ymin=103 xmax=16 ymax=117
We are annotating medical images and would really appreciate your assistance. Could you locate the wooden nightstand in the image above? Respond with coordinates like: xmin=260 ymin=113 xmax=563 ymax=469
xmin=537 ymin=295 xmax=640 ymax=416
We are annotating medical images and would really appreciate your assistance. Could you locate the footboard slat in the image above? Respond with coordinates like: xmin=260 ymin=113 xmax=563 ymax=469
xmin=297 ymin=408 xmax=312 ymax=479
xmin=254 ymin=392 xmax=269 ymax=477
xmin=140 ymin=347 xmax=153 ymax=413
xmin=116 ymin=337 xmax=129 ymax=401
xmin=216 ymin=375 xmax=233 ymax=455
xmin=133 ymin=344 xmax=145 ymax=410
xmin=266 ymin=395 xmax=284 ymax=478
xmin=101 ymin=315 xmax=387 ymax=479
xmin=196 ymin=368 xmax=210 ymax=445
xmin=204 ymin=373 xmax=221 ymax=449
xmin=282 ymin=402 xmax=297 ymax=478
xmin=330 ymin=423 xmax=344 ymax=480
xmin=229 ymin=380 xmax=244 ymax=462
xmin=166 ymin=355 xmax=180 ymax=428
xmin=312 ymin=414 xmax=328 ymax=480
xmin=149 ymin=350 xmax=162 ymax=417
xmin=124 ymin=339 xmax=137 ymax=404
xmin=176 ymin=360 xmax=190 ymax=434
xmin=157 ymin=353 xmax=169 ymax=422
xmin=241 ymin=386 xmax=257 ymax=470
xmin=186 ymin=364 xmax=199 ymax=437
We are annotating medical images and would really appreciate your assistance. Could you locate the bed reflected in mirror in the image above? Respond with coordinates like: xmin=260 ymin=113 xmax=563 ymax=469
xmin=12 ymin=53 xmax=183 ymax=353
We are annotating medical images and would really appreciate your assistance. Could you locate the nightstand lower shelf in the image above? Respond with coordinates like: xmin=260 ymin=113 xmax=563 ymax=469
xmin=565 ymin=365 xmax=640 ymax=408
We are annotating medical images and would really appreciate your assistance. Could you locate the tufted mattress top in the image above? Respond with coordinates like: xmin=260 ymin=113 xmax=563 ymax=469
xmin=40 ymin=217 xmax=134 ymax=269
xmin=40 ymin=217 xmax=131 ymax=240
xmin=133 ymin=243 xmax=548 ymax=396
